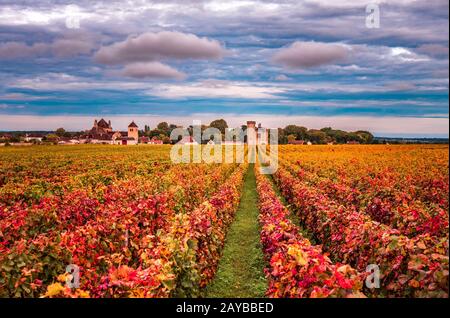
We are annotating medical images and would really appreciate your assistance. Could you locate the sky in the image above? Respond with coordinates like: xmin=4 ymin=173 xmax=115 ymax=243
xmin=0 ymin=0 xmax=448 ymax=137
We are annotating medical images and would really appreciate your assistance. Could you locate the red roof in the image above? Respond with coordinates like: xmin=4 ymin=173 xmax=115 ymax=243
xmin=128 ymin=121 xmax=138 ymax=128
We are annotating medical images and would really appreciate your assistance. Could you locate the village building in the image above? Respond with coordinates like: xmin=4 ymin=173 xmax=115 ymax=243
xmin=149 ymin=136 xmax=163 ymax=144
xmin=80 ymin=119 xmax=139 ymax=145
xmin=0 ymin=133 xmax=13 ymax=140
xmin=177 ymin=136 xmax=198 ymax=145
xmin=57 ymin=137 xmax=80 ymax=145
xmin=24 ymin=133 xmax=44 ymax=142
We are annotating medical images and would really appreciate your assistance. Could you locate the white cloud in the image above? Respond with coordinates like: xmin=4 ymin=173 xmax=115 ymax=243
xmin=120 ymin=62 xmax=186 ymax=79
xmin=275 ymin=74 xmax=290 ymax=81
xmin=151 ymin=80 xmax=284 ymax=99
xmin=389 ymin=47 xmax=429 ymax=62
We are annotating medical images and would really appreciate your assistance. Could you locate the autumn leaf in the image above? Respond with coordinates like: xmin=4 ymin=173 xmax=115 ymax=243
xmin=43 ymin=283 xmax=65 ymax=297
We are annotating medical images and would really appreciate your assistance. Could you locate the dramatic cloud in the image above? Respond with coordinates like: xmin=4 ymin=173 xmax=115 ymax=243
xmin=272 ymin=41 xmax=350 ymax=68
xmin=94 ymin=31 xmax=226 ymax=65
xmin=120 ymin=62 xmax=186 ymax=79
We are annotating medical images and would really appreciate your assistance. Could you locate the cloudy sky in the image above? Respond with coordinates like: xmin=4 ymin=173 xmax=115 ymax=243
xmin=0 ymin=0 xmax=448 ymax=136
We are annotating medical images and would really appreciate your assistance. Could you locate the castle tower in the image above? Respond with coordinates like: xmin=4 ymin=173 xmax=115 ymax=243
xmin=246 ymin=121 xmax=257 ymax=145
xmin=128 ymin=121 xmax=139 ymax=141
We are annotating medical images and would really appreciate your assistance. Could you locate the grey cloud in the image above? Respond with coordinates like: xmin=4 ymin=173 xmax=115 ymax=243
xmin=120 ymin=62 xmax=186 ymax=79
xmin=0 ymin=42 xmax=49 ymax=59
xmin=52 ymin=39 xmax=94 ymax=57
xmin=94 ymin=31 xmax=226 ymax=65
xmin=0 ymin=38 xmax=95 ymax=59
xmin=416 ymin=44 xmax=449 ymax=58
xmin=272 ymin=41 xmax=349 ymax=68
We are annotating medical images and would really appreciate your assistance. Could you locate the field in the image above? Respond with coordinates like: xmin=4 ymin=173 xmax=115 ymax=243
xmin=0 ymin=144 xmax=448 ymax=298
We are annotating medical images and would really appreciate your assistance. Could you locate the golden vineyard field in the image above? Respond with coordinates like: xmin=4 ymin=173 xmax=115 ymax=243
xmin=0 ymin=144 xmax=448 ymax=298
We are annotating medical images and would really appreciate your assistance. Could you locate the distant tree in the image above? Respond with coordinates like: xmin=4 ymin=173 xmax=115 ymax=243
xmin=72 ymin=131 xmax=84 ymax=137
xmin=169 ymin=124 xmax=178 ymax=134
xmin=157 ymin=122 xmax=170 ymax=134
xmin=278 ymin=128 xmax=287 ymax=144
xmin=307 ymin=129 xmax=328 ymax=144
xmin=284 ymin=125 xmax=307 ymax=140
xmin=287 ymin=134 xmax=297 ymax=143
xmin=162 ymin=136 xmax=171 ymax=144
xmin=55 ymin=128 xmax=66 ymax=137
xmin=347 ymin=132 xmax=363 ymax=143
xmin=150 ymin=129 xmax=166 ymax=138
xmin=355 ymin=130 xmax=374 ymax=144
xmin=320 ymin=128 xmax=348 ymax=144
xmin=209 ymin=119 xmax=228 ymax=135
xmin=44 ymin=134 xmax=59 ymax=144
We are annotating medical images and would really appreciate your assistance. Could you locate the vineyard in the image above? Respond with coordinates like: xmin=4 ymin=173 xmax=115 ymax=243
xmin=0 ymin=144 xmax=448 ymax=298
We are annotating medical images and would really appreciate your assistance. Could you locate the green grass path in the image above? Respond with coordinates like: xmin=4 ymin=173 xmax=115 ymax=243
xmin=205 ymin=164 xmax=267 ymax=298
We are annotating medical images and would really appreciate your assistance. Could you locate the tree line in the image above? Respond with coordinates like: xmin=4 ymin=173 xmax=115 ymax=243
xmin=1 ymin=119 xmax=375 ymax=145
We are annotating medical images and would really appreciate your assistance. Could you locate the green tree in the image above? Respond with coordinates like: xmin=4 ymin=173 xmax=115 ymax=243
xmin=55 ymin=128 xmax=66 ymax=137
xmin=277 ymin=128 xmax=287 ymax=144
xmin=150 ymin=129 xmax=166 ymax=138
xmin=287 ymin=134 xmax=297 ymax=143
xmin=44 ymin=134 xmax=59 ymax=144
xmin=284 ymin=125 xmax=307 ymax=140
xmin=355 ymin=130 xmax=374 ymax=144
xmin=157 ymin=122 xmax=170 ymax=133
xmin=209 ymin=119 xmax=228 ymax=135
xmin=307 ymin=129 xmax=328 ymax=144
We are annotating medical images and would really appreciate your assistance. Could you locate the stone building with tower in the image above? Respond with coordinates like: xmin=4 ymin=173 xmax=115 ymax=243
xmin=80 ymin=119 xmax=139 ymax=145
xmin=117 ymin=121 xmax=138 ymax=145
